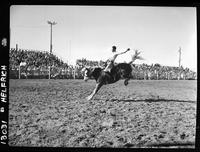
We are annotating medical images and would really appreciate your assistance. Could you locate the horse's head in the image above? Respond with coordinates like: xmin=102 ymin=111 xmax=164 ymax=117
xmin=81 ymin=66 xmax=103 ymax=82
xmin=81 ymin=66 xmax=93 ymax=82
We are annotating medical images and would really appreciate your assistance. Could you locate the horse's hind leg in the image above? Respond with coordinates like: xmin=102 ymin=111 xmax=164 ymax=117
xmin=124 ymin=78 xmax=130 ymax=86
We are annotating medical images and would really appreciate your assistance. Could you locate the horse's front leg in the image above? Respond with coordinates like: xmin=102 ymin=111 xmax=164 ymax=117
xmin=87 ymin=83 xmax=103 ymax=100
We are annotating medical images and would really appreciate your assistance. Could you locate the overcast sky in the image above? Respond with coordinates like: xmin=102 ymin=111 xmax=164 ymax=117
xmin=10 ymin=5 xmax=197 ymax=71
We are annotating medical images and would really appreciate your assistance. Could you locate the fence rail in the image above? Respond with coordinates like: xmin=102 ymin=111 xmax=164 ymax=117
xmin=9 ymin=67 xmax=196 ymax=80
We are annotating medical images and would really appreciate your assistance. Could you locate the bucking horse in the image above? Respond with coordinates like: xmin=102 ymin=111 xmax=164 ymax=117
xmin=82 ymin=50 xmax=143 ymax=100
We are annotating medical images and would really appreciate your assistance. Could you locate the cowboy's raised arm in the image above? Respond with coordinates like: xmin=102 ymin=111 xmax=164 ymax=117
xmin=117 ymin=48 xmax=130 ymax=55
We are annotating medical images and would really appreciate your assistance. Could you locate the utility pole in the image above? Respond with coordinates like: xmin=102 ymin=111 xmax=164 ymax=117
xmin=178 ymin=47 xmax=181 ymax=68
xmin=69 ymin=40 xmax=71 ymax=66
xmin=47 ymin=21 xmax=57 ymax=79
xmin=178 ymin=47 xmax=181 ymax=80
xmin=16 ymin=44 xmax=20 ymax=79
xmin=16 ymin=44 xmax=18 ymax=51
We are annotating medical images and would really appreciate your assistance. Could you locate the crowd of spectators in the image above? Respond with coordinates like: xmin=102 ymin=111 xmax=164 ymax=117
xmin=9 ymin=48 xmax=68 ymax=78
xmin=130 ymin=63 xmax=196 ymax=80
xmin=10 ymin=48 xmax=66 ymax=68
xmin=9 ymin=48 xmax=197 ymax=80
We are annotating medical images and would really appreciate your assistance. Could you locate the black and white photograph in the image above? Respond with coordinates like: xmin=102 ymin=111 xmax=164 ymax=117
xmin=7 ymin=5 xmax=197 ymax=148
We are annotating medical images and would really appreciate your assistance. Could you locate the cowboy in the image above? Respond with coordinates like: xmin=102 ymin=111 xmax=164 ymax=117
xmin=104 ymin=46 xmax=130 ymax=73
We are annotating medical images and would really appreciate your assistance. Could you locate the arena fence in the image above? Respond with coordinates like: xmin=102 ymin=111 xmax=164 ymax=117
xmin=9 ymin=66 xmax=196 ymax=80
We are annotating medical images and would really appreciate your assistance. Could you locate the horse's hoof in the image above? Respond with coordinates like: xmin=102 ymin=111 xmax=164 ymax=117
xmin=124 ymin=81 xmax=129 ymax=86
xmin=86 ymin=96 xmax=93 ymax=101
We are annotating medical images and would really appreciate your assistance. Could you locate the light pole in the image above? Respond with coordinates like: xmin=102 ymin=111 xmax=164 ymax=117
xmin=178 ymin=47 xmax=181 ymax=68
xmin=47 ymin=21 xmax=57 ymax=79
xmin=178 ymin=47 xmax=181 ymax=80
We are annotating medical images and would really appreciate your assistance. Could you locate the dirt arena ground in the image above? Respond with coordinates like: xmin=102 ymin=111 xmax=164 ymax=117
xmin=9 ymin=79 xmax=197 ymax=148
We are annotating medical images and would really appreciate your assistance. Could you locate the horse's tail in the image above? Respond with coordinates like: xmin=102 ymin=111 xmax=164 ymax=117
xmin=128 ymin=50 xmax=144 ymax=64
xmin=128 ymin=54 xmax=136 ymax=64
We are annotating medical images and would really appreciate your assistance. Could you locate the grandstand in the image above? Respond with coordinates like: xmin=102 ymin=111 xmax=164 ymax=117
xmin=9 ymin=48 xmax=197 ymax=80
